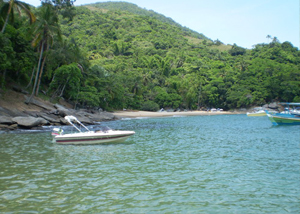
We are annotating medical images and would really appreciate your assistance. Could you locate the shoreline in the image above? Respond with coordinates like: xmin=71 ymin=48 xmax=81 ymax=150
xmin=112 ymin=110 xmax=244 ymax=118
xmin=0 ymin=89 xmax=247 ymax=131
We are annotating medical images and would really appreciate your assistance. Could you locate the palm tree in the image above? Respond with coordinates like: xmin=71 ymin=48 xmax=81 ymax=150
xmin=26 ymin=3 xmax=61 ymax=103
xmin=266 ymin=35 xmax=272 ymax=43
xmin=272 ymin=36 xmax=279 ymax=43
xmin=0 ymin=0 xmax=36 ymax=33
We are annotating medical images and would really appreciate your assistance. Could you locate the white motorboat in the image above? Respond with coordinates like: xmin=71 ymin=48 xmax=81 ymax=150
xmin=52 ymin=116 xmax=135 ymax=145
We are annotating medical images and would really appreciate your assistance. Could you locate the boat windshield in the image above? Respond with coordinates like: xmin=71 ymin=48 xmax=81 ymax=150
xmin=95 ymin=126 xmax=112 ymax=133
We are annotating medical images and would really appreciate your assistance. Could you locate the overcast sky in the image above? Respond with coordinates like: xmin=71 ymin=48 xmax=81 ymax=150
xmin=25 ymin=0 xmax=300 ymax=49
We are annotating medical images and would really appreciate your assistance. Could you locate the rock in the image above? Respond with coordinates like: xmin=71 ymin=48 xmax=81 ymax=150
xmin=74 ymin=114 xmax=94 ymax=125
xmin=60 ymin=117 xmax=69 ymax=125
xmin=0 ymin=116 xmax=14 ymax=124
xmin=0 ymin=124 xmax=17 ymax=130
xmin=24 ymin=96 xmax=55 ymax=111
xmin=54 ymin=104 xmax=72 ymax=117
xmin=58 ymin=98 xmax=73 ymax=109
xmin=54 ymin=103 xmax=66 ymax=110
xmin=49 ymin=109 xmax=59 ymax=115
xmin=0 ymin=107 xmax=11 ymax=117
xmin=0 ymin=89 xmax=121 ymax=130
xmin=12 ymin=116 xmax=49 ymax=128
xmin=90 ymin=112 xmax=116 ymax=122
xmin=0 ymin=107 xmax=27 ymax=117
xmin=38 ymin=113 xmax=61 ymax=123
xmin=262 ymin=104 xmax=268 ymax=109
xmin=268 ymin=102 xmax=278 ymax=109
xmin=0 ymin=124 xmax=9 ymax=130
xmin=23 ymin=111 xmax=39 ymax=117
xmin=8 ymin=124 xmax=18 ymax=130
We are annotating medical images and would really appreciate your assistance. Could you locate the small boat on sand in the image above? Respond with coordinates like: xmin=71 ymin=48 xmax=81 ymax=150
xmin=52 ymin=116 xmax=135 ymax=145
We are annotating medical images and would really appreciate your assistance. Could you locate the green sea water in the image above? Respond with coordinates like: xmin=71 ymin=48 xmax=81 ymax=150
xmin=0 ymin=114 xmax=299 ymax=213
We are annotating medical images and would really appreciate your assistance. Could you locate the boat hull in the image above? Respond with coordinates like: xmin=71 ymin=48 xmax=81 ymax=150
xmin=266 ymin=114 xmax=300 ymax=125
xmin=247 ymin=112 xmax=266 ymax=116
xmin=54 ymin=130 xmax=135 ymax=145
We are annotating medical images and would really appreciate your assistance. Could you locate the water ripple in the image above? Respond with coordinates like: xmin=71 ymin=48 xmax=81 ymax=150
xmin=0 ymin=115 xmax=299 ymax=213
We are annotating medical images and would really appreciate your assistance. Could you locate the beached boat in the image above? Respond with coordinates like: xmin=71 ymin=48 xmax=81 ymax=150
xmin=265 ymin=103 xmax=300 ymax=125
xmin=246 ymin=109 xmax=266 ymax=116
xmin=52 ymin=116 xmax=135 ymax=145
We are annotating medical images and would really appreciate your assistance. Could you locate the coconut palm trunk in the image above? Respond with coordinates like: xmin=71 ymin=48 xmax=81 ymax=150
xmin=35 ymin=50 xmax=48 ymax=96
xmin=26 ymin=3 xmax=61 ymax=103
xmin=1 ymin=9 xmax=11 ymax=33
xmin=26 ymin=40 xmax=45 ymax=103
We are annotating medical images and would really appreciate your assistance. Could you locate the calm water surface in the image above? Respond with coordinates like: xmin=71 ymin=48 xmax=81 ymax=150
xmin=0 ymin=115 xmax=299 ymax=213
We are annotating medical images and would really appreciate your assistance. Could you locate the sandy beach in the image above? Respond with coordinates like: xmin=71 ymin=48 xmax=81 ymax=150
xmin=112 ymin=110 xmax=242 ymax=118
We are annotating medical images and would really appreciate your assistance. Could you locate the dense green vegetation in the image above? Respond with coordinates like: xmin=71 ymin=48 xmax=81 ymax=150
xmin=1 ymin=1 xmax=299 ymax=111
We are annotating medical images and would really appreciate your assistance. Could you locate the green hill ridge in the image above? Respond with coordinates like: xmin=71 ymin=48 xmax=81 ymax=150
xmin=87 ymin=1 xmax=208 ymax=40
xmin=0 ymin=1 xmax=299 ymax=111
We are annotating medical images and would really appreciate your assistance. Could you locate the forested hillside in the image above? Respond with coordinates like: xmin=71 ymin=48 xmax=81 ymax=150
xmin=1 ymin=1 xmax=299 ymax=111
xmin=87 ymin=2 xmax=208 ymax=40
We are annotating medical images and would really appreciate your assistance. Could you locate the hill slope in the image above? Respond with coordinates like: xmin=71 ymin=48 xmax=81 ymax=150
xmin=87 ymin=1 xmax=209 ymax=40
xmin=1 ymin=1 xmax=299 ymax=113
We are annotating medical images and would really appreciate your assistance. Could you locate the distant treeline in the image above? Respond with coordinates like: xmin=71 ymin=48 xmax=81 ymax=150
xmin=1 ymin=1 xmax=299 ymax=111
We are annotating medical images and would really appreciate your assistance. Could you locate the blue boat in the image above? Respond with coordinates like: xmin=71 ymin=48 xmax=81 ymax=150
xmin=265 ymin=103 xmax=300 ymax=125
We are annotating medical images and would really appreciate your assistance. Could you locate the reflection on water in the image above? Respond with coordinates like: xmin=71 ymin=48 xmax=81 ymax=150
xmin=0 ymin=115 xmax=299 ymax=213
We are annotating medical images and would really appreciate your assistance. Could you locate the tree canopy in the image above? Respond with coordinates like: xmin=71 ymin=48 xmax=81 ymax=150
xmin=0 ymin=1 xmax=299 ymax=111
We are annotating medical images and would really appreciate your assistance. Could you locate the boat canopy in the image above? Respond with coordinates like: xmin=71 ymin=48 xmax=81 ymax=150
xmin=279 ymin=102 xmax=300 ymax=106
xmin=64 ymin=115 xmax=90 ymax=132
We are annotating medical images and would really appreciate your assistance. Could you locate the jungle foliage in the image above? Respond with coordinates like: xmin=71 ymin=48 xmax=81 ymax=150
xmin=0 ymin=1 xmax=299 ymax=111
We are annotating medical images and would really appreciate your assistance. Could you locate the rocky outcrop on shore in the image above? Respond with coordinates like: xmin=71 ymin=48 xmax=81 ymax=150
xmin=0 ymin=88 xmax=284 ymax=131
xmin=0 ymin=92 xmax=118 ymax=130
